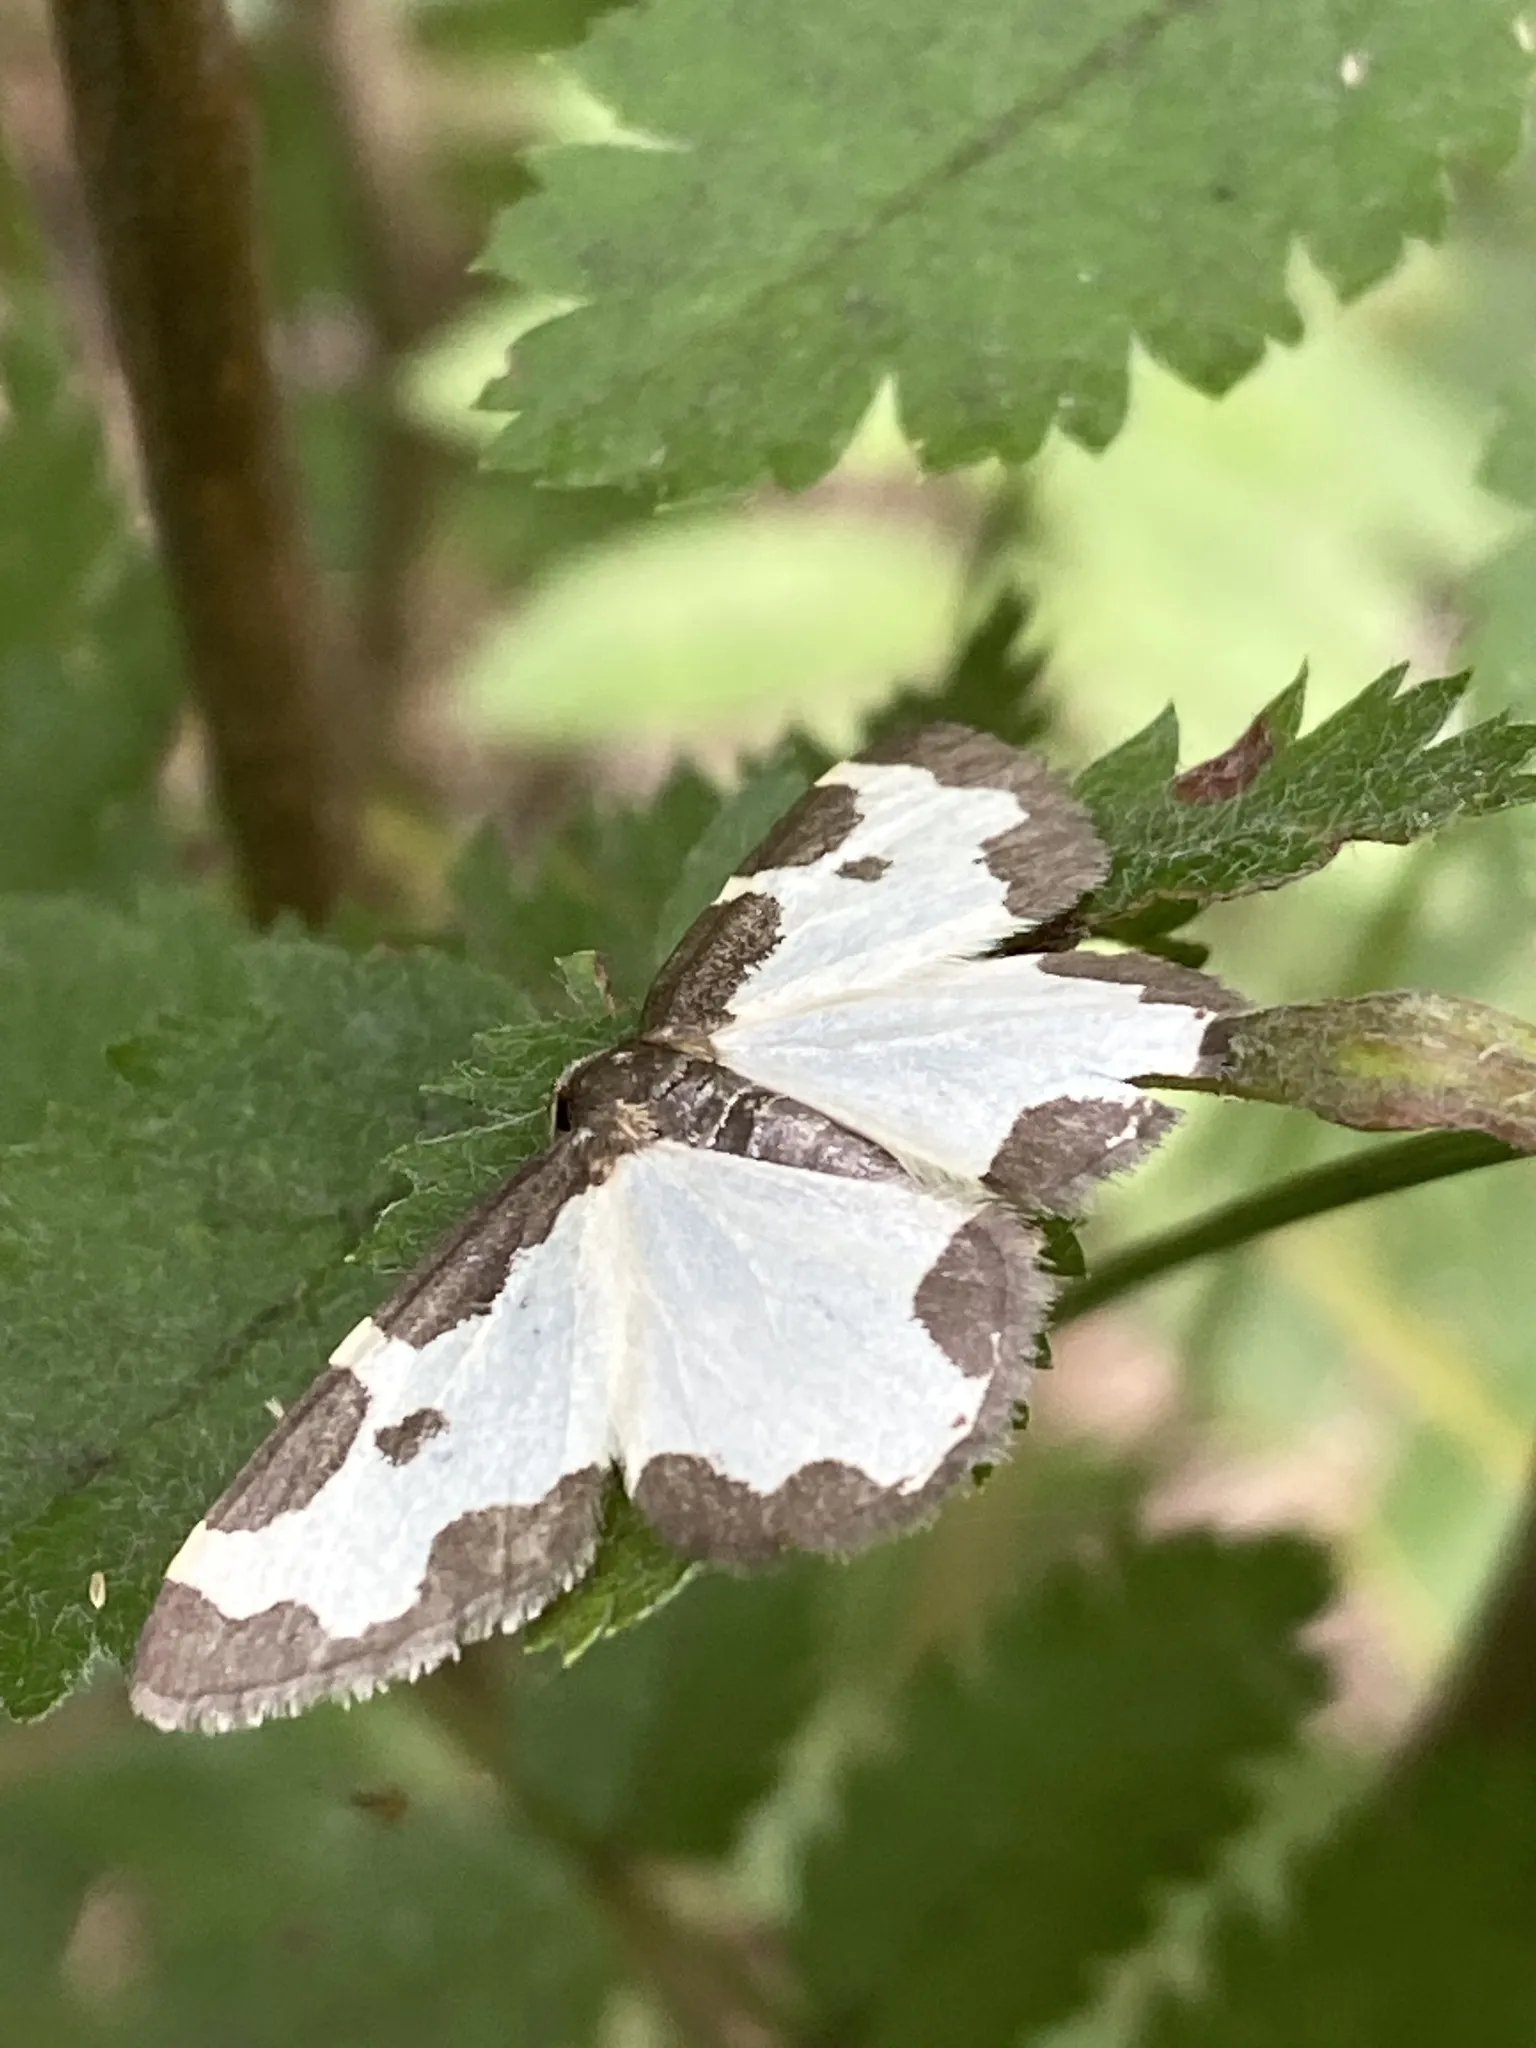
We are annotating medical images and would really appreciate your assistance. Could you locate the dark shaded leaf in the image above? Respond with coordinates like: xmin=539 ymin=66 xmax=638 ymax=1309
xmin=517 ymin=1561 xmax=825 ymax=1856
xmin=795 ymin=1527 xmax=1330 ymax=2048
xmin=451 ymin=760 xmax=719 ymax=1002
xmin=0 ymin=1711 xmax=617 ymax=2047
xmin=863 ymin=586 xmax=1050 ymax=751
xmin=1143 ymin=1749 xmax=1536 ymax=2048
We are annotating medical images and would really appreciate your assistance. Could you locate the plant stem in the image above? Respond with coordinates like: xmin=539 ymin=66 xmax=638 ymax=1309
xmin=1057 ymin=1130 xmax=1521 ymax=1325
xmin=49 ymin=0 xmax=354 ymax=925
xmin=290 ymin=0 xmax=470 ymax=772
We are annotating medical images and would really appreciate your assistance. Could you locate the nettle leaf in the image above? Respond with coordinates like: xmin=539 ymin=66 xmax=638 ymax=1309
xmin=0 ymin=293 xmax=179 ymax=895
xmin=480 ymin=0 xmax=1530 ymax=496
xmin=0 ymin=893 xmax=245 ymax=1147
xmin=794 ymin=1526 xmax=1330 ymax=2048
xmin=516 ymin=1560 xmax=825 ymax=1857
xmin=1079 ymin=668 xmax=1536 ymax=933
xmin=0 ymin=900 xmax=515 ymax=1719
xmin=0 ymin=1712 xmax=618 ymax=2048
xmin=1192 ymin=992 xmax=1536 ymax=1150
xmin=524 ymin=1487 xmax=695 ymax=1661
xmin=365 ymin=960 xmax=632 ymax=1272
xmin=1143 ymin=1749 xmax=1536 ymax=2047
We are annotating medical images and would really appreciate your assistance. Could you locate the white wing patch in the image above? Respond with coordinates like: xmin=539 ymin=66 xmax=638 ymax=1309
xmin=166 ymin=1187 xmax=611 ymax=1638
xmin=713 ymin=952 xmax=1218 ymax=1188
xmin=610 ymin=1142 xmax=989 ymax=1494
xmin=718 ymin=759 xmax=1031 ymax=1018
xmin=132 ymin=1179 xmax=618 ymax=1729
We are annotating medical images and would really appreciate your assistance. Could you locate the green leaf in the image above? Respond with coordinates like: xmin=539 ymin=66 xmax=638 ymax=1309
xmin=1192 ymin=992 xmax=1536 ymax=1149
xmin=0 ymin=294 xmax=179 ymax=895
xmin=794 ymin=1527 xmax=1330 ymax=2048
xmin=525 ymin=1487 xmax=696 ymax=1662
xmin=0 ymin=893 xmax=242 ymax=1147
xmin=516 ymin=1561 xmax=825 ymax=1857
xmin=1079 ymin=668 xmax=1536 ymax=931
xmin=1142 ymin=1749 xmax=1536 ymax=2047
xmin=365 ymin=964 xmax=632 ymax=1275
xmin=415 ymin=0 xmax=635 ymax=58
xmin=480 ymin=0 xmax=1530 ymax=496
xmin=0 ymin=1711 xmax=617 ymax=2047
xmin=0 ymin=899 xmax=514 ymax=1719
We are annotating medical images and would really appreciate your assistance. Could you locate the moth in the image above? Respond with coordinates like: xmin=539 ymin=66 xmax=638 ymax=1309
xmin=132 ymin=725 xmax=1233 ymax=1732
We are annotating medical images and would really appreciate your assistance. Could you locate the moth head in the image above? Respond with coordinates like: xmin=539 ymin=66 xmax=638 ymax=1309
xmin=550 ymin=1049 xmax=604 ymax=1136
xmin=550 ymin=1045 xmax=646 ymax=1142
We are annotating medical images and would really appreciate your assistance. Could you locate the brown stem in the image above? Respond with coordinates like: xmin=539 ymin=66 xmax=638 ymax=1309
xmin=290 ymin=0 xmax=472 ymax=771
xmin=49 ymin=0 xmax=354 ymax=925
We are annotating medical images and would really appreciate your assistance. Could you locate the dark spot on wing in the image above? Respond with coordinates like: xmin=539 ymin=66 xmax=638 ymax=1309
xmin=736 ymin=781 xmax=861 ymax=872
xmin=986 ymin=1094 xmax=1179 ymax=1216
xmin=632 ymin=1205 xmax=1048 ymax=1565
xmin=374 ymin=1407 xmax=448 ymax=1467
xmin=1171 ymin=711 xmax=1276 ymax=803
xmin=641 ymin=890 xmax=782 ymax=1037
xmin=863 ymin=722 xmax=1107 ymax=921
xmin=1035 ymin=948 xmax=1238 ymax=1014
xmin=131 ymin=1470 xmax=606 ymax=1733
xmin=914 ymin=1207 xmax=1046 ymax=1378
xmin=633 ymin=1225 xmax=1046 ymax=1565
xmin=837 ymin=854 xmax=890 ymax=882
xmin=206 ymin=1369 xmax=369 ymax=1533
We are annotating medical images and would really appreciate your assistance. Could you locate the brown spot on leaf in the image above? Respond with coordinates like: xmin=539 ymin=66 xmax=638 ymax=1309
xmin=349 ymin=1785 xmax=411 ymax=1826
xmin=374 ymin=1408 xmax=448 ymax=1467
xmin=1171 ymin=712 xmax=1276 ymax=803
xmin=207 ymin=1369 xmax=369 ymax=1533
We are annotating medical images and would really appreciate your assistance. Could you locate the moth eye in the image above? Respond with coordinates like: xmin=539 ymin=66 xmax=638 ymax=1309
xmin=552 ymin=1088 xmax=574 ymax=1134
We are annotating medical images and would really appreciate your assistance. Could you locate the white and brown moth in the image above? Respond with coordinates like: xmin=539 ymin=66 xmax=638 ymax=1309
xmin=131 ymin=725 xmax=1233 ymax=1733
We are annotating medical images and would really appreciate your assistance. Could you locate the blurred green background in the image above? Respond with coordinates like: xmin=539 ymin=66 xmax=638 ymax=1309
xmin=1 ymin=1 xmax=1534 ymax=2041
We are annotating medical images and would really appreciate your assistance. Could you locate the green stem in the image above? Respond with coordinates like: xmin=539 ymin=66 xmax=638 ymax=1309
xmin=1057 ymin=1130 xmax=1521 ymax=1325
